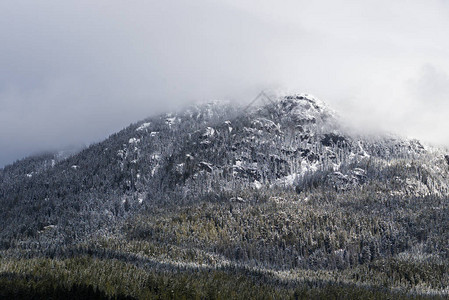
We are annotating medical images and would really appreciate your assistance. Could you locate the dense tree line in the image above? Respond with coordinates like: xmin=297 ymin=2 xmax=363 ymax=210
xmin=0 ymin=256 xmax=445 ymax=299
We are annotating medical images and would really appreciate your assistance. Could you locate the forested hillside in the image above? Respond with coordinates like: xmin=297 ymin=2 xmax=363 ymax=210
xmin=1 ymin=93 xmax=449 ymax=299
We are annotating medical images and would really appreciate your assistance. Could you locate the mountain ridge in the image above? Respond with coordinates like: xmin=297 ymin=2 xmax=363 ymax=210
xmin=1 ymin=92 xmax=449 ymax=297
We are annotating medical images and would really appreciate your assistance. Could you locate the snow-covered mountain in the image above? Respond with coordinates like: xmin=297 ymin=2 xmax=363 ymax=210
xmin=2 ymin=93 xmax=449 ymax=230
xmin=113 ymin=92 xmax=449 ymax=201
xmin=2 ymin=93 xmax=449 ymax=297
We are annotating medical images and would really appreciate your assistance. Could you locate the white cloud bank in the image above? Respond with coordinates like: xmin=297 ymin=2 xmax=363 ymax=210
xmin=1 ymin=0 xmax=449 ymax=166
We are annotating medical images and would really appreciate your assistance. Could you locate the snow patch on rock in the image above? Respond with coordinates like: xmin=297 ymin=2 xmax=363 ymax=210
xmin=136 ymin=122 xmax=151 ymax=131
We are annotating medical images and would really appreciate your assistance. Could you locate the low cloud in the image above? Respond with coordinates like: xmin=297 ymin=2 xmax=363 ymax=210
xmin=1 ymin=0 xmax=449 ymax=167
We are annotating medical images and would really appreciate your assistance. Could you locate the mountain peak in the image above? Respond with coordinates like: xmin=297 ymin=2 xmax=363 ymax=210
xmin=277 ymin=93 xmax=334 ymax=120
xmin=244 ymin=91 xmax=337 ymax=131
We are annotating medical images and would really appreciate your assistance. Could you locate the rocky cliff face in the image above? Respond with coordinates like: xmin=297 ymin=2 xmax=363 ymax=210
xmin=121 ymin=93 xmax=447 ymax=200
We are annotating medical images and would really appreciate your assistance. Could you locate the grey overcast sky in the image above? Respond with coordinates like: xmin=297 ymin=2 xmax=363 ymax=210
xmin=1 ymin=0 xmax=449 ymax=167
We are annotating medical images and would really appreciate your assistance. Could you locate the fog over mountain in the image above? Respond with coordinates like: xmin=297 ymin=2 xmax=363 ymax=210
xmin=1 ymin=0 xmax=449 ymax=167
